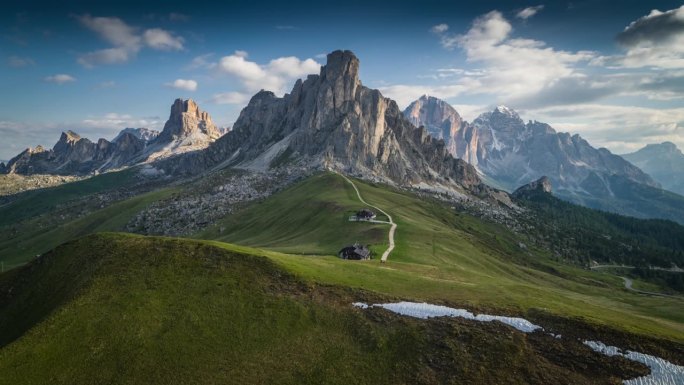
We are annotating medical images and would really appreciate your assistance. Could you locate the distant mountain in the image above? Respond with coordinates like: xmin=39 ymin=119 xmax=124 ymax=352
xmin=113 ymin=127 xmax=160 ymax=143
xmin=2 ymin=99 xmax=219 ymax=176
xmin=404 ymin=96 xmax=684 ymax=223
xmin=163 ymin=50 xmax=494 ymax=198
xmin=622 ymin=142 xmax=684 ymax=196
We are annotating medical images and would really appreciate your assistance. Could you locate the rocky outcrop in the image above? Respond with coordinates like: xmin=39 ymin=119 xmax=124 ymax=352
xmin=165 ymin=50 xmax=486 ymax=195
xmin=622 ymin=142 xmax=684 ymax=196
xmin=512 ymin=176 xmax=552 ymax=199
xmin=154 ymin=99 xmax=220 ymax=144
xmin=143 ymin=99 xmax=222 ymax=161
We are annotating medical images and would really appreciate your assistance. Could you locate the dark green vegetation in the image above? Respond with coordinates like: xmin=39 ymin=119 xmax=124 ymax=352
xmin=0 ymin=234 xmax=660 ymax=385
xmin=515 ymin=188 xmax=684 ymax=268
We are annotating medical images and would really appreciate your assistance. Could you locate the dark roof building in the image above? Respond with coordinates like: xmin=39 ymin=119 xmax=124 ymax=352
xmin=338 ymin=243 xmax=371 ymax=260
xmin=356 ymin=209 xmax=376 ymax=219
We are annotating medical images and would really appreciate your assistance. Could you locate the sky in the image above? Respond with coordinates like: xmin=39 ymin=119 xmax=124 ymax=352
xmin=1 ymin=0 xmax=684 ymax=160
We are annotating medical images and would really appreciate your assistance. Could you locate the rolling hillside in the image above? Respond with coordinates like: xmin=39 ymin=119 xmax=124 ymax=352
xmin=0 ymin=233 xmax=668 ymax=385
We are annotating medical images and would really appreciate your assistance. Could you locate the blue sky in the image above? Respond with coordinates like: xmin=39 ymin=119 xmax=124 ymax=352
xmin=2 ymin=0 xmax=684 ymax=160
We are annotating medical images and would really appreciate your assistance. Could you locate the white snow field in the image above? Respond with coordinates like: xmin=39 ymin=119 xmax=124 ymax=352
xmin=584 ymin=340 xmax=684 ymax=385
xmin=354 ymin=302 xmax=684 ymax=384
xmin=353 ymin=301 xmax=542 ymax=333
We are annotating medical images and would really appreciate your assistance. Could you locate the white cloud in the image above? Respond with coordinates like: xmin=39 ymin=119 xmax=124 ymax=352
xmin=186 ymin=53 xmax=215 ymax=70
xmin=528 ymin=104 xmax=684 ymax=153
xmin=143 ymin=28 xmax=184 ymax=51
xmin=594 ymin=6 xmax=684 ymax=69
xmin=44 ymin=74 xmax=76 ymax=84
xmin=77 ymin=15 xmax=140 ymax=49
xmin=216 ymin=51 xmax=321 ymax=95
xmin=7 ymin=55 xmax=35 ymax=68
xmin=165 ymin=78 xmax=198 ymax=91
xmin=393 ymin=11 xmax=595 ymax=108
xmin=210 ymin=92 xmax=251 ymax=105
xmin=76 ymin=14 xmax=184 ymax=67
xmin=268 ymin=56 xmax=320 ymax=78
xmin=430 ymin=23 xmax=449 ymax=34
xmin=77 ymin=47 xmax=132 ymax=67
xmin=516 ymin=5 xmax=544 ymax=20
xmin=81 ymin=112 xmax=162 ymax=131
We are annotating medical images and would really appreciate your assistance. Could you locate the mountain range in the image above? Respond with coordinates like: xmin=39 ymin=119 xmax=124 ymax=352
xmin=622 ymin=142 xmax=684 ymax=196
xmin=404 ymin=95 xmax=684 ymax=223
xmin=2 ymin=51 xmax=682 ymax=224
xmin=0 ymin=98 xmax=222 ymax=175
xmin=160 ymin=50 xmax=491 ymax=198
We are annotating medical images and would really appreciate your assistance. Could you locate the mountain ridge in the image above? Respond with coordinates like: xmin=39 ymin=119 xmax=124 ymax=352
xmin=2 ymin=98 xmax=222 ymax=176
xmin=622 ymin=142 xmax=684 ymax=196
xmin=403 ymin=95 xmax=684 ymax=223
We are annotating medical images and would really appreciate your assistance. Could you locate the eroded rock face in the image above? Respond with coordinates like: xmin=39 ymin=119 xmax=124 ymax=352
xmin=155 ymin=99 xmax=221 ymax=144
xmin=512 ymin=176 xmax=552 ymax=199
xmin=404 ymin=95 xmax=464 ymax=156
xmin=169 ymin=50 xmax=485 ymax=194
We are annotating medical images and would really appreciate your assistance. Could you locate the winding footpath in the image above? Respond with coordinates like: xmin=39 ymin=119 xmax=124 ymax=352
xmin=336 ymin=172 xmax=396 ymax=262
xmin=620 ymin=277 xmax=680 ymax=299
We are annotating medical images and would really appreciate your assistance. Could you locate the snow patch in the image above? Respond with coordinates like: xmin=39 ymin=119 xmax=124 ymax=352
xmin=355 ymin=301 xmax=542 ymax=333
xmin=584 ymin=340 xmax=684 ymax=385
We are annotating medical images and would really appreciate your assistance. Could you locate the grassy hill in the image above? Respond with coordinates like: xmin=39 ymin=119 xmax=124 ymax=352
xmin=1 ymin=172 xmax=683 ymax=346
xmin=0 ymin=233 xmax=659 ymax=384
xmin=196 ymin=173 xmax=684 ymax=344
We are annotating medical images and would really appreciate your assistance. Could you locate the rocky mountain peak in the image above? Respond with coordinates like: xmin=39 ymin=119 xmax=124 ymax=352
xmin=321 ymin=50 xmax=360 ymax=87
xmin=403 ymin=95 xmax=464 ymax=156
xmin=165 ymin=49 xmax=487 ymax=196
xmin=53 ymin=130 xmax=88 ymax=154
xmin=155 ymin=98 xmax=221 ymax=144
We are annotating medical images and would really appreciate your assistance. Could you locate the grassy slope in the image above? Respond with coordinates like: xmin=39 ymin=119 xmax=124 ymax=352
xmin=0 ymin=168 xmax=137 ymax=227
xmin=198 ymin=173 xmax=684 ymax=343
xmin=0 ymin=171 xmax=682 ymax=343
xmin=0 ymin=187 xmax=176 ymax=269
xmin=0 ymin=233 xmax=651 ymax=385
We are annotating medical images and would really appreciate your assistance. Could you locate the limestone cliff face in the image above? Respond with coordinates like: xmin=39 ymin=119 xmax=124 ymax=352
xmin=404 ymin=95 xmax=464 ymax=156
xmin=154 ymin=99 xmax=221 ymax=144
xmin=177 ymin=50 xmax=484 ymax=192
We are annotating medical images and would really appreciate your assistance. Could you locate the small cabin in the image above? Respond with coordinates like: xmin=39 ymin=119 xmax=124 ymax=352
xmin=338 ymin=243 xmax=371 ymax=260
xmin=349 ymin=209 xmax=375 ymax=221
